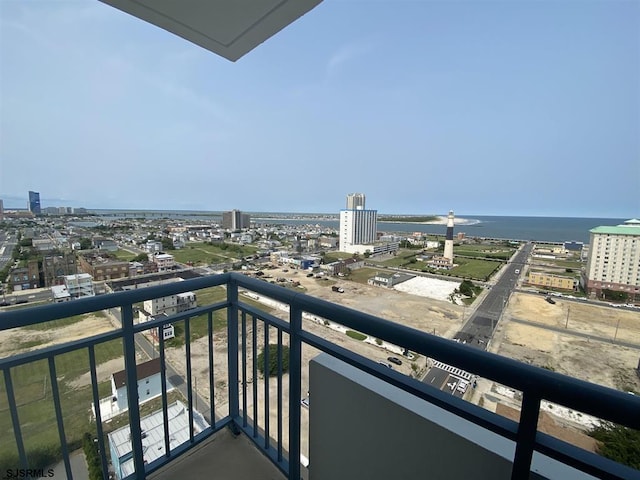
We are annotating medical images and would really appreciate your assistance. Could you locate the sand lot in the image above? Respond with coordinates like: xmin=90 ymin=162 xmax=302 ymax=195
xmin=492 ymin=293 xmax=640 ymax=392
xmin=0 ymin=314 xmax=117 ymax=359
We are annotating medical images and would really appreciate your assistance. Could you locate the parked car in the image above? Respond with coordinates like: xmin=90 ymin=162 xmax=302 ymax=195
xmin=545 ymin=296 xmax=556 ymax=304
xmin=387 ymin=356 xmax=402 ymax=366
xmin=457 ymin=381 xmax=468 ymax=393
xmin=378 ymin=361 xmax=393 ymax=369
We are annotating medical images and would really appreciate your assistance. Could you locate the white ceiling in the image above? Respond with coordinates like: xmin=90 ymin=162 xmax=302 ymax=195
xmin=99 ymin=0 xmax=323 ymax=61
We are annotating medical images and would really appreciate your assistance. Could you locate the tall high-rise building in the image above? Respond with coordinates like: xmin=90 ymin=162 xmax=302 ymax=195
xmin=346 ymin=193 xmax=366 ymax=210
xmin=222 ymin=209 xmax=250 ymax=230
xmin=339 ymin=193 xmax=377 ymax=253
xmin=28 ymin=191 xmax=41 ymax=215
xmin=0 ymin=199 xmax=4 ymax=220
xmin=584 ymin=219 xmax=640 ymax=301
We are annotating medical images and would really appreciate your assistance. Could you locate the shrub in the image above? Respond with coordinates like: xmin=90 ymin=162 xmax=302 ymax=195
xmin=83 ymin=432 xmax=103 ymax=480
xmin=590 ymin=422 xmax=640 ymax=469
xmin=346 ymin=330 xmax=367 ymax=341
xmin=257 ymin=344 xmax=290 ymax=376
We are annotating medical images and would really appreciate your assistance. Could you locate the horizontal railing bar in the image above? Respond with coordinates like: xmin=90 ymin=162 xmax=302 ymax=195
xmin=229 ymin=274 xmax=640 ymax=429
xmin=0 ymin=273 xmax=230 ymax=330
xmin=236 ymin=302 xmax=291 ymax=333
xmin=234 ymin=418 xmax=291 ymax=478
xmin=140 ymin=419 xmax=232 ymax=478
xmin=3 ymin=271 xmax=640 ymax=480
xmin=534 ymin=430 xmax=640 ymax=480
xmin=132 ymin=301 xmax=228 ymax=334
xmin=298 ymin=327 xmax=519 ymax=441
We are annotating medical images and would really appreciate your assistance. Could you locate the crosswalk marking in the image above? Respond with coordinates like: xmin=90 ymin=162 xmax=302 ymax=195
xmin=431 ymin=360 xmax=472 ymax=381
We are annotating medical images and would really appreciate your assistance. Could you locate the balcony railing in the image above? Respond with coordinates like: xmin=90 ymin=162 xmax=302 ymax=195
xmin=1 ymin=272 xmax=639 ymax=479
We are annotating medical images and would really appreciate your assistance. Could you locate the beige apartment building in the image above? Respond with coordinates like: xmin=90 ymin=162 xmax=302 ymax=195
xmin=528 ymin=272 xmax=578 ymax=291
xmin=584 ymin=219 xmax=640 ymax=301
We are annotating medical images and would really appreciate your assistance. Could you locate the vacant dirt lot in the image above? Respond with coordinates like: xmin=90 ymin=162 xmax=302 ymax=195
xmin=492 ymin=293 xmax=640 ymax=393
xmin=0 ymin=314 xmax=117 ymax=359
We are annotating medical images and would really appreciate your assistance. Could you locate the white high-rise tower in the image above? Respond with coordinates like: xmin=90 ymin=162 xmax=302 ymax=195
xmin=346 ymin=193 xmax=366 ymax=210
xmin=339 ymin=193 xmax=377 ymax=253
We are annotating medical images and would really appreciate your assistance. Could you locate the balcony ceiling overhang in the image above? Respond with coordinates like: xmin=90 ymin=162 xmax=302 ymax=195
xmin=99 ymin=0 xmax=322 ymax=61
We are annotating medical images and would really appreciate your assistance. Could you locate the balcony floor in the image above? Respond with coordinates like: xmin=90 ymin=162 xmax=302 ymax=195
xmin=149 ymin=427 xmax=286 ymax=480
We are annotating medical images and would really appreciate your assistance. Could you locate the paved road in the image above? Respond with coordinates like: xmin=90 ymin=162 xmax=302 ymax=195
xmin=422 ymin=243 xmax=535 ymax=397
xmin=0 ymin=232 xmax=16 ymax=272
xmin=109 ymin=308 xmax=216 ymax=426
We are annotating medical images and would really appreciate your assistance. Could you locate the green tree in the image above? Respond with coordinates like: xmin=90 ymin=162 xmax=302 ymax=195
xmin=257 ymin=344 xmax=290 ymax=376
xmin=459 ymin=279 xmax=475 ymax=297
xmin=602 ymin=289 xmax=628 ymax=302
xmin=590 ymin=422 xmax=640 ymax=469
xmin=79 ymin=237 xmax=92 ymax=250
xmin=160 ymin=238 xmax=175 ymax=250
xmin=132 ymin=253 xmax=149 ymax=262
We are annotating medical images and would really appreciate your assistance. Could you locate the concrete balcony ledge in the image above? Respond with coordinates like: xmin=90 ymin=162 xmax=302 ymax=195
xmin=150 ymin=427 xmax=285 ymax=480
xmin=308 ymin=354 xmax=595 ymax=480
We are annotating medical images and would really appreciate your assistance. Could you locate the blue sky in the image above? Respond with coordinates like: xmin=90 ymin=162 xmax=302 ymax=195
xmin=1 ymin=0 xmax=638 ymax=217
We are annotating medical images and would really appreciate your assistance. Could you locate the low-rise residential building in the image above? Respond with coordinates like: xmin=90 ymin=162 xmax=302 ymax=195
xmin=150 ymin=252 xmax=175 ymax=271
xmin=143 ymin=290 xmax=196 ymax=318
xmin=32 ymin=238 xmax=56 ymax=251
xmin=426 ymin=256 xmax=454 ymax=270
xmin=93 ymin=237 xmax=119 ymax=252
xmin=10 ymin=261 xmax=40 ymax=290
xmin=339 ymin=241 xmax=400 ymax=256
xmin=368 ymin=272 xmax=414 ymax=288
xmin=528 ymin=272 xmax=578 ymax=291
xmin=51 ymin=284 xmax=71 ymax=302
xmin=110 ymin=358 xmax=162 ymax=412
xmin=79 ymin=253 xmax=129 ymax=281
xmin=108 ymin=400 xmax=208 ymax=480
xmin=63 ymin=273 xmax=95 ymax=298
xmin=42 ymin=253 xmax=77 ymax=287
xmin=563 ymin=241 xmax=584 ymax=253
xmin=144 ymin=240 xmax=163 ymax=253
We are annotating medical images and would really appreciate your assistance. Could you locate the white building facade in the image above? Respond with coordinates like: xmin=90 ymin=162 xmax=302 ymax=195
xmin=584 ymin=219 xmax=640 ymax=301
xmin=63 ymin=273 xmax=94 ymax=298
xmin=339 ymin=209 xmax=377 ymax=252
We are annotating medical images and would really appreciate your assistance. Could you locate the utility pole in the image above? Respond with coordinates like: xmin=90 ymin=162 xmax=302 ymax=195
xmin=565 ymin=305 xmax=570 ymax=329
xmin=614 ymin=317 xmax=621 ymax=342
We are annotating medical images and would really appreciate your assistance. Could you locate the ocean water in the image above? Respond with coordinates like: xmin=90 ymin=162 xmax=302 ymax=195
xmin=255 ymin=216 xmax=627 ymax=244
xmin=89 ymin=209 xmax=626 ymax=244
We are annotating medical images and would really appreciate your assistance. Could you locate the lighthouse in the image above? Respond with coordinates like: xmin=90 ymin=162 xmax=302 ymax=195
xmin=443 ymin=210 xmax=455 ymax=261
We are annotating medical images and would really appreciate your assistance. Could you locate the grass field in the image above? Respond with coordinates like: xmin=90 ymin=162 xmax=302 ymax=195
xmin=112 ymin=249 xmax=138 ymax=261
xmin=170 ymin=242 xmax=258 ymax=265
xmin=321 ymin=252 xmax=353 ymax=263
xmin=368 ymin=250 xmax=418 ymax=268
xmin=448 ymin=258 xmax=501 ymax=280
xmin=454 ymin=244 xmax=515 ymax=260
xmin=0 ymin=338 xmax=123 ymax=467
xmin=339 ymin=267 xmax=378 ymax=285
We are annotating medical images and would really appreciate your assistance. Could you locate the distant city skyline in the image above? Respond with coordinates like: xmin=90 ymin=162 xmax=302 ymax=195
xmin=1 ymin=1 xmax=638 ymax=218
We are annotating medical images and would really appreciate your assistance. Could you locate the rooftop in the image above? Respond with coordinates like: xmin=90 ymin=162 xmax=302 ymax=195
xmin=112 ymin=357 xmax=162 ymax=389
